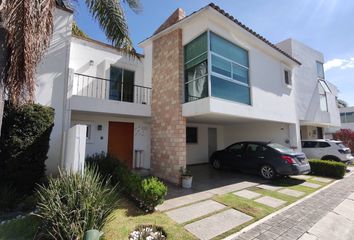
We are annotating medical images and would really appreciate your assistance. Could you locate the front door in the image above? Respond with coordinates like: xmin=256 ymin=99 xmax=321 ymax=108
xmin=108 ymin=122 xmax=134 ymax=168
xmin=208 ymin=128 xmax=217 ymax=158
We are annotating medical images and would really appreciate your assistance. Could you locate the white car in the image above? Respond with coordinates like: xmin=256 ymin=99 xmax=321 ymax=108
xmin=301 ymin=139 xmax=353 ymax=164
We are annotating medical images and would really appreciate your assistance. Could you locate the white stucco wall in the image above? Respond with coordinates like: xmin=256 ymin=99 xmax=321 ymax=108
xmin=223 ymin=122 xmax=291 ymax=148
xmin=276 ymin=39 xmax=340 ymax=127
xmin=71 ymin=112 xmax=151 ymax=169
xmin=64 ymin=124 xmax=86 ymax=174
xmin=35 ymin=8 xmax=73 ymax=173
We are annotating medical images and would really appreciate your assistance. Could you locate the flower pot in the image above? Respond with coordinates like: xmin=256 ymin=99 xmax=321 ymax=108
xmin=181 ymin=175 xmax=193 ymax=188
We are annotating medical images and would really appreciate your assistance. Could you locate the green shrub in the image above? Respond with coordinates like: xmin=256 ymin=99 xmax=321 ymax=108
xmin=139 ymin=177 xmax=168 ymax=211
xmin=309 ymin=159 xmax=347 ymax=179
xmin=0 ymin=102 xmax=54 ymax=194
xmin=35 ymin=167 xmax=119 ymax=240
xmin=86 ymin=153 xmax=167 ymax=212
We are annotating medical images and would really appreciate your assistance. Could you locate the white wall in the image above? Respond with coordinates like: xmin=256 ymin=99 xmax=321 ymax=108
xmin=35 ymin=8 xmax=73 ymax=173
xmin=277 ymin=39 xmax=340 ymax=127
xmin=71 ymin=112 xmax=151 ymax=169
xmin=64 ymin=125 xmax=86 ymax=174
xmin=223 ymin=122 xmax=291 ymax=148
xmin=186 ymin=123 xmax=224 ymax=164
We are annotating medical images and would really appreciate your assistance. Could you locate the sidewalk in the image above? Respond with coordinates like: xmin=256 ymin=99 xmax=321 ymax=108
xmin=228 ymin=171 xmax=354 ymax=240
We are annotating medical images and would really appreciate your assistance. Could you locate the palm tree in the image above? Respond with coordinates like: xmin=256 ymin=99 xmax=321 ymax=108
xmin=0 ymin=0 xmax=141 ymax=135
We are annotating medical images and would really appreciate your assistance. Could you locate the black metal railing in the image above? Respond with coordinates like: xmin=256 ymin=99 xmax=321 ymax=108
xmin=72 ymin=73 xmax=151 ymax=105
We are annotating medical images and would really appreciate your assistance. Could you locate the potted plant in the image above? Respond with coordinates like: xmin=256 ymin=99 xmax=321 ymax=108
xmin=180 ymin=167 xmax=193 ymax=188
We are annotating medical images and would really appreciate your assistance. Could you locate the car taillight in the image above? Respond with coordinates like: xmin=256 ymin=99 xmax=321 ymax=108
xmin=281 ymin=155 xmax=296 ymax=164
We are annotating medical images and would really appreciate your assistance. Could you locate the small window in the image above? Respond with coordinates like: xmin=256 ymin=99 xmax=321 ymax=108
xmin=186 ymin=127 xmax=198 ymax=143
xmin=284 ymin=69 xmax=292 ymax=86
xmin=318 ymin=142 xmax=330 ymax=148
xmin=316 ymin=61 xmax=325 ymax=79
xmin=302 ymin=141 xmax=317 ymax=148
xmin=86 ymin=124 xmax=92 ymax=142
xmin=227 ymin=143 xmax=245 ymax=153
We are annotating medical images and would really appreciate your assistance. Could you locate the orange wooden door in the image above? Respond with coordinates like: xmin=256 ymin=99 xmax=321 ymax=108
xmin=108 ymin=122 xmax=134 ymax=168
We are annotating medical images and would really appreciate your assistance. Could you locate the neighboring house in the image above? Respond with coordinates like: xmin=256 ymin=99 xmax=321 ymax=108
xmin=339 ymin=107 xmax=354 ymax=130
xmin=35 ymin=3 xmax=340 ymax=184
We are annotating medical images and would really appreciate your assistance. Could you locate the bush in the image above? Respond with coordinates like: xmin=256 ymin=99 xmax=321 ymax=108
xmin=333 ymin=128 xmax=354 ymax=152
xmin=0 ymin=185 xmax=20 ymax=213
xmin=86 ymin=153 xmax=167 ymax=212
xmin=0 ymin=102 xmax=54 ymax=194
xmin=309 ymin=159 xmax=347 ymax=179
xmin=35 ymin=167 xmax=119 ymax=240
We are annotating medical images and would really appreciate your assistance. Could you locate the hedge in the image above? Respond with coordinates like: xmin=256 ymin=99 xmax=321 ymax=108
xmin=0 ymin=102 xmax=54 ymax=194
xmin=86 ymin=153 xmax=167 ymax=212
xmin=309 ymin=159 xmax=347 ymax=179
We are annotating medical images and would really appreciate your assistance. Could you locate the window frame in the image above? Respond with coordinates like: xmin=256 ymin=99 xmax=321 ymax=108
xmin=109 ymin=65 xmax=135 ymax=102
xmin=282 ymin=66 xmax=292 ymax=87
xmin=186 ymin=127 xmax=198 ymax=144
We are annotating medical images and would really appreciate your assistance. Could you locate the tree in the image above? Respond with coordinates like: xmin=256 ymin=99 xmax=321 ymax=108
xmin=336 ymin=98 xmax=348 ymax=108
xmin=0 ymin=0 xmax=141 ymax=136
xmin=333 ymin=129 xmax=354 ymax=152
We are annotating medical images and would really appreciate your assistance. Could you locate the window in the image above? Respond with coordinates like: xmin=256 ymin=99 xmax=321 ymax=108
xmin=318 ymin=142 xmax=330 ymax=148
xmin=284 ymin=69 xmax=292 ymax=86
xmin=186 ymin=127 xmax=198 ymax=143
xmin=86 ymin=124 xmax=92 ymax=141
xmin=227 ymin=143 xmax=245 ymax=153
xmin=316 ymin=61 xmax=325 ymax=79
xmin=341 ymin=112 xmax=354 ymax=123
xmin=109 ymin=66 xmax=134 ymax=102
xmin=184 ymin=33 xmax=208 ymax=102
xmin=210 ymin=32 xmax=250 ymax=104
xmin=318 ymin=80 xmax=329 ymax=112
xmin=302 ymin=141 xmax=317 ymax=148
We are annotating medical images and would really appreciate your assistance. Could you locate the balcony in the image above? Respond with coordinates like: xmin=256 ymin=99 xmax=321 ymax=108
xmin=69 ymin=73 xmax=151 ymax=117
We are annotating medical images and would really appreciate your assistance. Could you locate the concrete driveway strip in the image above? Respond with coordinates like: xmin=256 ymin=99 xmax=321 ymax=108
xmin=185 ymin=209 xmax=253 ymax=240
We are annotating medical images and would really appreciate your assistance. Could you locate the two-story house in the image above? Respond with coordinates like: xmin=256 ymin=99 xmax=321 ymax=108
xmin=35 ymin=2 xmax=340 ymax=184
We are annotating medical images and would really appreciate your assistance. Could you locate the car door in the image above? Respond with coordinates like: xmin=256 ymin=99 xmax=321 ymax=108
xmin=242 ymin=143 xmax=265 ymax=172
xmin=222 ymin=143 xmax=246 ymax=168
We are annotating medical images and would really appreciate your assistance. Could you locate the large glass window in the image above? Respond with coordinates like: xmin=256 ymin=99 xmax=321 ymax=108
xmin=184 ymin=31 xmax=250 ymax=104
xmin=184 ymin=32 xmax=208 ymax=102
xmin=341 ymin=112 xmax=354 ymax=123
xmin=110 ymin=66 xmax=134 ymax=102
xmin=210 ymin=32 xmax=250 ymax=104
xmin=318 ymin=81 xmax=328 ymax=112
xmin=316 ymin=61 xmax=325 ymax=79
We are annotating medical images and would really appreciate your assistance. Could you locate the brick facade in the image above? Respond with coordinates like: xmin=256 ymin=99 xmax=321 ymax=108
xmin=151 ymin=28 xmax=186 ymax=184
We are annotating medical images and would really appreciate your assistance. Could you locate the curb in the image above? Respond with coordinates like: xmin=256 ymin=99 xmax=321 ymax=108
xmin=223 ymin=171 xmax=354 ymax=240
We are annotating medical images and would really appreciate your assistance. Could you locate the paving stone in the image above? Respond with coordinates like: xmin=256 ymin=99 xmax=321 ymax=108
xmin=347 ymin=192 xmax=354 ymax=200
xmin=165 ymin=200 xmax=225 ymax=223
xmin=257 ymin=184 xmax=283 ymax=191
xmin=291 ymin=175 xmax=312 ymax=180
xmin=308 ymin=212 xmax=354 ymax=240
xmin=333 ymin=199 xmax=354 ymax=221
xmin=312 ymin=177 xmax=332 ymax=183
xmin=298 ymin=233 xmax=318 ymax=240
xmin=184 ymin=209 xmax=253 ymax=240
xmin=156 ymin=191 xmax=214 ymax=211
xmin=233 ymin=189 xmax=262 ymax=199
xmin=278 ymin=188 xmax=305 ymax=197
xmin=300 ymin=182 xmax=321 ymax=189
xmin=209 ymin=181 xmax=259 ymax=195
xmin=255 ymin=196 xmax=286 ymax=208
xmin=256 ymin=231 xmax=279 ymax=240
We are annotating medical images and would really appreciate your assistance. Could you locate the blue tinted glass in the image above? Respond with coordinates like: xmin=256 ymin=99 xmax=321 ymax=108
xmin=211 ymin=55 xmax=231 ymax=78
xmin=232 ymin=63 xmax=248 ymax=84
xmin=210 ymin=32 xmax=248 ymax=67
xmin=211 ymin=75 xmax=250 ymax=104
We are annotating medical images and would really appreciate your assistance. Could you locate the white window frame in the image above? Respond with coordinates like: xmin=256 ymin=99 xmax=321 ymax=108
xmin=282 ymin=65 xmax=292 ymax=88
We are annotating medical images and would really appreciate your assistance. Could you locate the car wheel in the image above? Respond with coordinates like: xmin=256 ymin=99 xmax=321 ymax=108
xmin=260 ymin=165 xmax=276 ymax=179
xmin=212 ymin=159 xmax=222 ymax=170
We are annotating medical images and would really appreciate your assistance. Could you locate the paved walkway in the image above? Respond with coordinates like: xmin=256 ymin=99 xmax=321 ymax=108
xmin=229 ymin=172 xmax=354 ymax=240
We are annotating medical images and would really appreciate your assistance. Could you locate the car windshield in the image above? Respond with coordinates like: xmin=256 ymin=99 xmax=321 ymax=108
xmin=336 ymin=142 xmax=347 ymax=148
xmin=267 ymin=143 xmax=294 ymax=153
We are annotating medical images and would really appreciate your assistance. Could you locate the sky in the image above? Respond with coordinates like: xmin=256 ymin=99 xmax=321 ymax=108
xmin=74 ymin=0 xmax=354 ymax=106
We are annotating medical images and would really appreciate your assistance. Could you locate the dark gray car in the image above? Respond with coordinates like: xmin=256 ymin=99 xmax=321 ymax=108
xmin=209 ymin=141 xmax=311 ymax=179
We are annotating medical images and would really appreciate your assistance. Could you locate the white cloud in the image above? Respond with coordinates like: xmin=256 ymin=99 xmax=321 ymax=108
xmin=324 ymin=57 xmax=354 ymax=71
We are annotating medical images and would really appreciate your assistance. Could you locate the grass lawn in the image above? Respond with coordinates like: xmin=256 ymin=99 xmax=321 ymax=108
xmin=0 ymin=216 xmax=40 ymax=240
xmin=103 ymin=198 xmax=196 ymax=240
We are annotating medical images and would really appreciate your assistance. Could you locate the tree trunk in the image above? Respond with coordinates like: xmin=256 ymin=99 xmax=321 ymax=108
xmin=0 ymin=23 xmax=7 ymax=137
